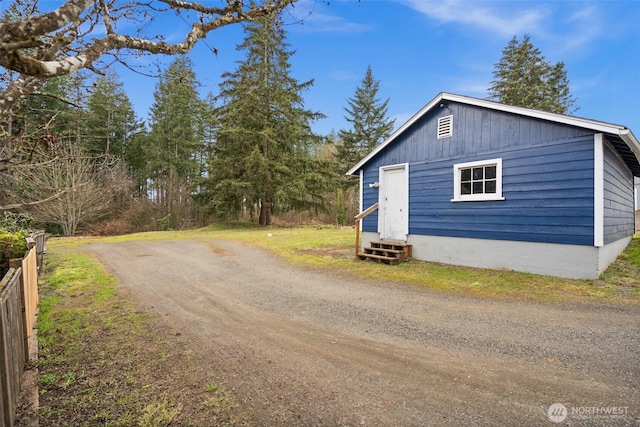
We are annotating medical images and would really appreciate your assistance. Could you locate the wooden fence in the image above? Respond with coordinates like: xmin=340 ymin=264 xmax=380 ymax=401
xmin=0 ymin=232 xmax=44 ymax=427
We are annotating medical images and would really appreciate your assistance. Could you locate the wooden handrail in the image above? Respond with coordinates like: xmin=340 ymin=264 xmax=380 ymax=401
xmin=354 ymin=202 xmax=379 ymax=256
xmin=355 ymin=202 xmax=379 ymax=221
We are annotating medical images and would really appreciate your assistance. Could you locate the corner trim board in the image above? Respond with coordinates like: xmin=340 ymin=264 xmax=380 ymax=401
xmin=594 ymin=133 xmax=604 ymax=247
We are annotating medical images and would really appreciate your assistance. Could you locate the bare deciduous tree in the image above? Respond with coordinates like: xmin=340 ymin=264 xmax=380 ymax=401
xmin=14 ymin=145 xmax=131 ymax=235
xmin=0 ymin=0 xmax=298 ymax=115
xmin=0 ymin=113 xmax=64 ymax=212
xmin=0 ymin=0 xmax=298 ymax=213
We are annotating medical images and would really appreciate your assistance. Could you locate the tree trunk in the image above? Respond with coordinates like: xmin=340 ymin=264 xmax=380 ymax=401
xmin=259 ymin=198 xmax=272 ymax=226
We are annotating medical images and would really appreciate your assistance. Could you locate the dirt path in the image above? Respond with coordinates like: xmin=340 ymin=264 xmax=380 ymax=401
xmin=81 ymin=238 xmax=639 ymax=426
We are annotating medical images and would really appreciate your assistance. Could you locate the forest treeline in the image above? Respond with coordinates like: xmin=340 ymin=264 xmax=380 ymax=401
xmin=1 ymin=0 xmax=574 ymax=236
xmin=1 ymin=13 xmax=394 ymax=235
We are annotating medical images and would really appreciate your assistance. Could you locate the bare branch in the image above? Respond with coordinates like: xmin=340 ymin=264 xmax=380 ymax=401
xmin=0 ymin=0 xmax=298 ymax=114
xmin=0 ymin=75 xmax=44 ymax=110
xmin=0 ymin=190 xmax=66 ymax=213
xmin=2 ymin=39 xmax=44 ymax=51
xmin=0 ymin=0 xmax=93 ymax=40
xmin=98 ymin=0 xmax=115 ymax=34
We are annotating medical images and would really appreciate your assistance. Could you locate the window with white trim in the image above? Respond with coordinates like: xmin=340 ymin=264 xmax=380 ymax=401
xmin=452 ymin=158 xmax=505 ymax=202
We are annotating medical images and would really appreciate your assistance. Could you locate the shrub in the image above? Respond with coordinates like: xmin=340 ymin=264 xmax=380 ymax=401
xmin=0 ymin=230 xmax=28 ymax=273
xmin=0 ymin=212 xmax=33 ymax=233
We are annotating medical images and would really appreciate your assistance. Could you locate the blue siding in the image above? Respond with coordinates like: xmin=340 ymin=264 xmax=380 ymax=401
xmin=368 ymin=103 xmax=589 ymax=166
xmin=407 ymin=138 xmax=594 ymax=245
xmin=362 ymin=168 xmax=379 ymax=230
xmin=603 ymin=139 xmax=635 ymax=244
xmin=360 ymin=102 xmax=598 ymax=245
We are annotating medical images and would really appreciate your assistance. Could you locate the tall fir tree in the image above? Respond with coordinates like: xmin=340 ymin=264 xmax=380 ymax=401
xmin=205 ymin=13 xmax=326 ymax=225
xmin=123 ymin=126 xmax=150 ymax=194
xmin=84 ymin=72 xmax=142 ymax=158
xmin=11 ymin=76 xmax=79 ymax=141
xmin=544 ymin=61 xmax=577 ymax=114
xmin=147 ymin=56 xmax=207 ymax=228
xmin=489 ymin=35 xmax=577 ymax=114
xmin=338 ymin=66 xmax=395 ymax=176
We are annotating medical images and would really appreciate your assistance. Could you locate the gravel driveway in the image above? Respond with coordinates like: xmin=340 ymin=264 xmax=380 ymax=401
xmin=82 ymin=238 xmax=639 ymax=426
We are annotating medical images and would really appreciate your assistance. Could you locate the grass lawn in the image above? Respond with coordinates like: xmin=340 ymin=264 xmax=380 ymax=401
xmin=49 ymin=224 xmax=640 ymax=304
xmin=35 ymin=248 xmax=242 ymax=426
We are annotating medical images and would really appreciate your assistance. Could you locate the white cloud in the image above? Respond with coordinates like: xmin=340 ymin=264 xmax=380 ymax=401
xmin=398 ymin=1 xmax=608 ymax=59
xmin=570 ymin=71 xmax=606 ymax=93
xmin=285 ymin=0 xmax=371 ymax=33
xmin=399 ymin=0 xmax=547 ymax=38
xmin=548 ymin=5 xmax=603 ymax=56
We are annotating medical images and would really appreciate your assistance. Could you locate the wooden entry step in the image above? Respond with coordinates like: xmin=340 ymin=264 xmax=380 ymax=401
xmin=357 ymin=241 xmax=412 ymax=265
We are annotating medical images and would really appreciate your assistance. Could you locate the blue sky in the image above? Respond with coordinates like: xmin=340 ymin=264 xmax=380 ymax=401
xmin=14 ymin=1 xmax=640 ymax=137
xmin=285 ymin=0 xmax=640 ymax=136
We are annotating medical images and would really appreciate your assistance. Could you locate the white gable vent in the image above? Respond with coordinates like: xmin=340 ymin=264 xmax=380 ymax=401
xmin=437 ymin=115 xmax=453 ymax=139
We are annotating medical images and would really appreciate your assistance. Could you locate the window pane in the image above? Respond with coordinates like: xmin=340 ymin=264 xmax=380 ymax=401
xmin=455 ymin=159 xmax=502 ymax=199
xmin=485 ymin=166 xmax=496 ymax=179
xmin=473 ymin=167 xmax=484 ymax=180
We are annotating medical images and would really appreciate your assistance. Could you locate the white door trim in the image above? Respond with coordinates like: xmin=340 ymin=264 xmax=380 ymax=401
xmin=378 ymin=163 xmax=409 ymax=240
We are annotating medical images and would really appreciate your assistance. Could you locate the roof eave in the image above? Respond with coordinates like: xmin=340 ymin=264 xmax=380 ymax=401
xmin=619 ymin=129 xmax=640 ymax=176
xmin=346 ymin=92 xmax=640 ymax=176
xmin=346 ymin=92 xmax=447 ymax=175
xmin=443 ymin=93 xmax=632 ymax=134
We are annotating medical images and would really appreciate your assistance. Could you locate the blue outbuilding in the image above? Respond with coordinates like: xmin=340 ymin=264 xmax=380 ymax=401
xmin=348 ymin=93 xmax=640 ymax=279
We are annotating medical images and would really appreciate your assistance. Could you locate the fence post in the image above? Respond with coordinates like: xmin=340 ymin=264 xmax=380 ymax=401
xmin=20 ymin=248 xmax=38 ymax=365
xmin=29 ymin=231 xmax=45 ymax=270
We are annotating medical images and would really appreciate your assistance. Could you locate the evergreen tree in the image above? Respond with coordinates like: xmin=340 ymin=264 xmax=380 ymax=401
xmin=147 ymin=56 xmax=207 ymax=228
xmin=544 ymin=61 xmax=577 ymax=114
xmin=11 ymin=76 xmax=79 ymax=141
xmin=123 ymin=126 xmax=150 ymax=194
xmin=205 ymin=13 xmax=326 ymax=225
xmin=85 ymin=72 xmax=142 ymax=158
xmin=488 ymin=35 xmax=577 ymax=114
xmin=337 ymin=66 xmax=395 ymax=175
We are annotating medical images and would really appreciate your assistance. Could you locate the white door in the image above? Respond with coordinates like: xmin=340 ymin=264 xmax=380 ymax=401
xmin=380 ymin=165 xmax=408 ymax=241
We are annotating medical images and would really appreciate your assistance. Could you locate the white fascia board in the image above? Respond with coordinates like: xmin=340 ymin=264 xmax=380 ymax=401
xmin=442 ymin=93 xmax=627 ymax=133
xmin=443 ymin=94 xmax=640 ymax=166
xmin=346 ymin=93 xmax=446 ymax=175
xmin=346 ymin=92 xmax=640 ymax=176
